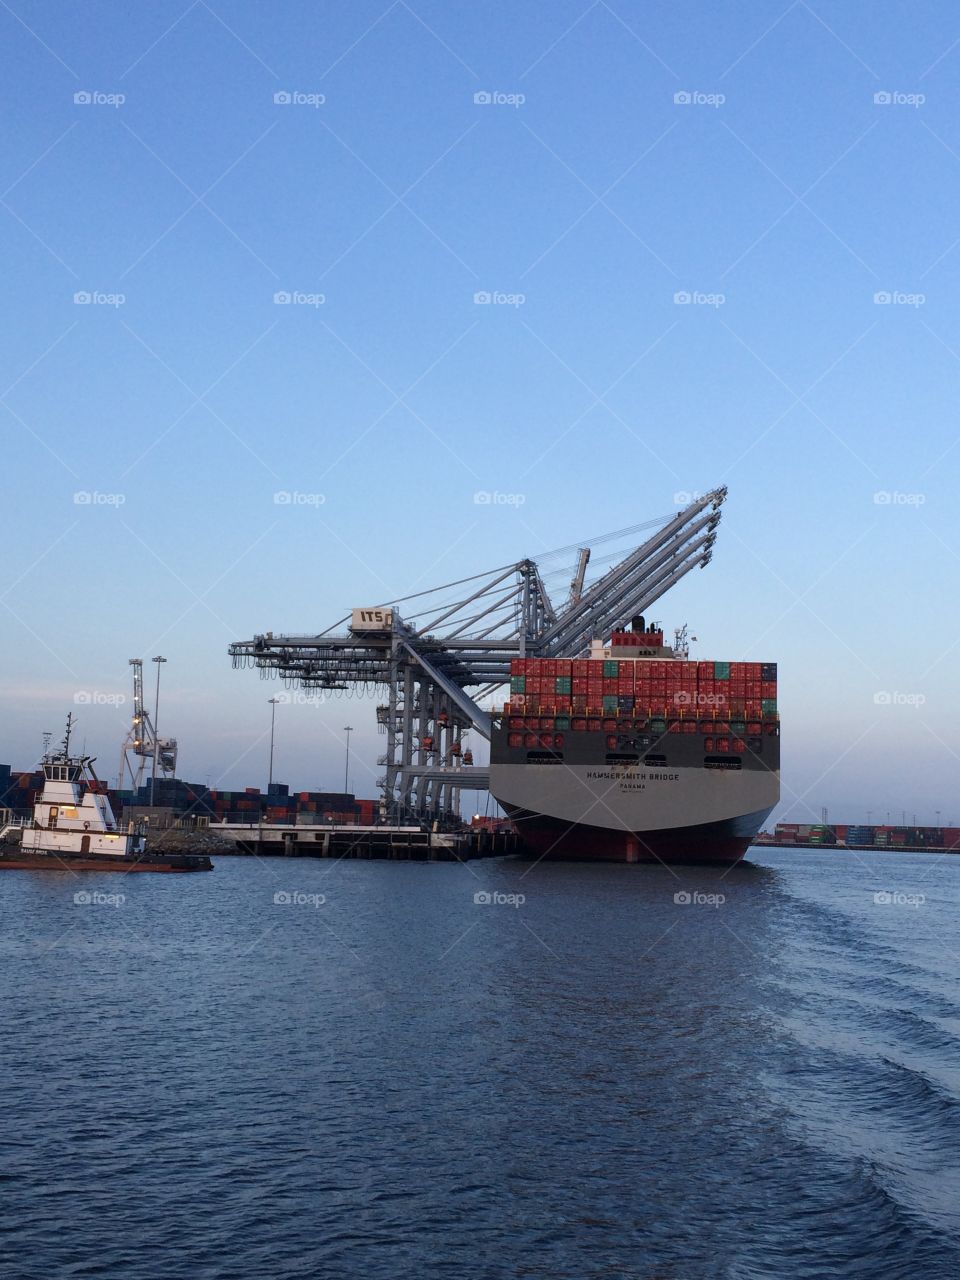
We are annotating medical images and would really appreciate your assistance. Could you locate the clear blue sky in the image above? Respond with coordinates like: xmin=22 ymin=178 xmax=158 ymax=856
xmin=1 ymin=1 xmax=958 ymax=825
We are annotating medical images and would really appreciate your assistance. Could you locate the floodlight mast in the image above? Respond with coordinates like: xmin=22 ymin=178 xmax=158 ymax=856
xmin=228 ymin=488 xmax=727 ymax=825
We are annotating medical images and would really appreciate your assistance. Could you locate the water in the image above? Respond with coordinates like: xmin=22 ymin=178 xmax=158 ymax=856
xmin=2 ymin=848 xmax=960 ymax=1279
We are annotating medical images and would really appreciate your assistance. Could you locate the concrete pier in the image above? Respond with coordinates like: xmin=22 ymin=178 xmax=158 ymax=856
xmin=213 ymin=822 xmax=518 ymax=862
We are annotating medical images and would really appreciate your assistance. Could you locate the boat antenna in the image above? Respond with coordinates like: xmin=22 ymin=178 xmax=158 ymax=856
xmin=63 ymin=712 xmax=74 ymax=757
xmin=41 ymin=731 xmax=52 ymax=758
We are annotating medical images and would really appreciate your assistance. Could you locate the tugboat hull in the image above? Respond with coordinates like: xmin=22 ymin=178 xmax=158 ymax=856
xmin=0 ymin=849 xmax=212 ymax=872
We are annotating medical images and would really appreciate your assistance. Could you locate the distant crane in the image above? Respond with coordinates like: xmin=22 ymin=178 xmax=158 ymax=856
xmin=118 ymin=658 xmax=178 ymax=789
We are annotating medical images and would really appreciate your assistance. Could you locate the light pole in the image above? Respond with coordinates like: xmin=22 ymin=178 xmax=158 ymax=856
xmin=150 ymin=655 xmax=166 ymax=808
xmin=268 ymin=697 xmax=280 ymax=789
xmin=343 ymin=725 xmax=353 ymax=794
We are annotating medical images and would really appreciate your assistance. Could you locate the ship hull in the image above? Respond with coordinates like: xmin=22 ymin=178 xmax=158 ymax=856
xmin=500 ymin=803 xmax=771 ymax=865
xmin=0 ymin=848 xmax=212 ymax=872
xmin=489 ymin=757 xmax=779 ymax=867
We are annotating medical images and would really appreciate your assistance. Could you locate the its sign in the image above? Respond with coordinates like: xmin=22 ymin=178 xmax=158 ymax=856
xmin=351 ymin=608 xmax=393 ymax=632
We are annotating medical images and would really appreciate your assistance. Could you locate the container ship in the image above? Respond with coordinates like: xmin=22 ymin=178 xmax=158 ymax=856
xmin=489 ymin=618 xmax=779 ymax=865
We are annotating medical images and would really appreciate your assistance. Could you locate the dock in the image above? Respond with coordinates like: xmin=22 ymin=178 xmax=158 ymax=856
xmin=213 ymin=822 xmax=519 ymax=861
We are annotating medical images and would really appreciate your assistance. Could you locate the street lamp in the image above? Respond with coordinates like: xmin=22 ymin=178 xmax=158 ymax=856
xmin=343 ymin=725 xmax=353 ymax=794
xmin=268 ymin=697 xmax=280 ymax=789
xmin=150 ymin=655 xmax=167 ymax=808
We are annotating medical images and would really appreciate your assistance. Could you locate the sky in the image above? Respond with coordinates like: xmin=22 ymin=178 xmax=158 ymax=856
xmin=1 ymin=0 xmax=959 ymax=826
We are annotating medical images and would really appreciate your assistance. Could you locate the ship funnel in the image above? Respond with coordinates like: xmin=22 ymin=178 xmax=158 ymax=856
xmin=631 ymin=615 xmax=646 ymax=633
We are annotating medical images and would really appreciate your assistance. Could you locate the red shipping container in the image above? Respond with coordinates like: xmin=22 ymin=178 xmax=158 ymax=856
xmin=556 ymin=659 xmax=572 ymax=677
xmin=761 ymin=681 xmax=777 ymax=697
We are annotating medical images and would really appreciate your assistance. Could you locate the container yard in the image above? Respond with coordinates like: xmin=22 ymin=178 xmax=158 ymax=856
xmin=757 ymin=824 xmax=960 ymax=853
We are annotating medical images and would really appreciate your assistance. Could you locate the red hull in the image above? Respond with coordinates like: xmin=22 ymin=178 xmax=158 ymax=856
xmin=508 ymin=815 xmax=753 ymax=866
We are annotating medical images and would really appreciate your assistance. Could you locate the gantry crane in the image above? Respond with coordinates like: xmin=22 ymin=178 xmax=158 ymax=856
xmin=118 ymin=658 xmax=178 ymax=789
xmin=229 ymin=488 xmax=726 ymax=824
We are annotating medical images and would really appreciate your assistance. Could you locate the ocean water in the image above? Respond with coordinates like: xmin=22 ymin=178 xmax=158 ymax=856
xmin=1 ymin=847 xmax=959 ymax=1279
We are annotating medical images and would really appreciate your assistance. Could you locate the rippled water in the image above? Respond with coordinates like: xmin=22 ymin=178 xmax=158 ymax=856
xmin=2 ymin=848 xmax=960 ymax=1278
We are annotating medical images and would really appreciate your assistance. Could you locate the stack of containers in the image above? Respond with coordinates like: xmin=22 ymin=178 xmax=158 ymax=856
xmin=503 ymin=655 xmax=777 ymax=737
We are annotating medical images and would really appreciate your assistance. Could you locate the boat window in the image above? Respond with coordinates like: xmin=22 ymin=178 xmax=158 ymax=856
xmin=704 ymin=757 xmax=742 ymax=770
xmin=525 ymin=751 xmax=564 ymax=764
xmin=62 ymin=807 xmax=78 ymax=820
xmin=606 ymin=753 xmax=641 ymax=765
xmin=644 ymin=754 xmax=668 ymax=766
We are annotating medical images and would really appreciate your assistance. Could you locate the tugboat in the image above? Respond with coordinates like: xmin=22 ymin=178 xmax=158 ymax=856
xmin=0 ymin=715 xmax=212 ymax=872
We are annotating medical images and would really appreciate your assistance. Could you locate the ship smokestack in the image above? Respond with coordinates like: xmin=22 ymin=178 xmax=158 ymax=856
xmin=631 ymin=615 xmax=646 ymax=633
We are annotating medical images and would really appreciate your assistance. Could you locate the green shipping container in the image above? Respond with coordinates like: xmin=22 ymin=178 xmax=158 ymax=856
xmin=650 ymin=718 xmax=667 ymax=735
xmin=602 ymin=695 xmax=619 ymax=712
xmin=510 ymin=676 xmax=526 ymax=693
xmin=731 ymin=721 xmax=746 ymax=735
xmin=761 ymin=699 xmax=777 ymax=714
xmin=555 ymin=715 xmax=570 ymax=730
xmin=555 ymin=676 xmax=571 ymax=694
xmin=714 ymin=661 xmax=730 ymax=679
xmin=603 ymin=660 xmax=620 ymax=677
